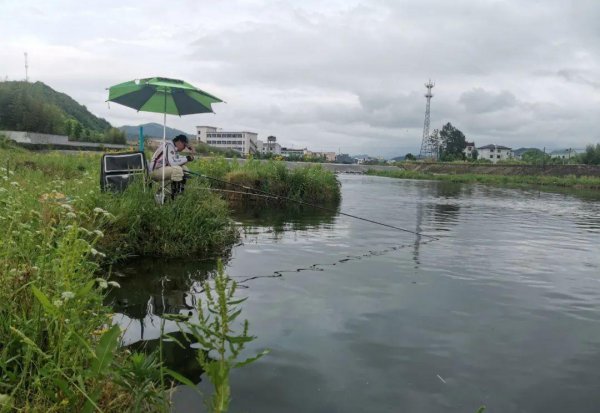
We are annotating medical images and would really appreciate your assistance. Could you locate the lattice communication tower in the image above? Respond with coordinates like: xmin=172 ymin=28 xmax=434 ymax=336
xmin=419 ymin=80 xmax=436 ymax=159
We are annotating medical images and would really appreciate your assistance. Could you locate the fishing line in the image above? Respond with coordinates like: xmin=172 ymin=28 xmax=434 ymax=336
xmin=186 ymin=170 xmax=439 ymax=240
xmin=229 ymin=236 xmax=439 ymax=286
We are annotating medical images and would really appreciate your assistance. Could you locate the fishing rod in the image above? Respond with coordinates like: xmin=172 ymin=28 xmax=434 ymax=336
xmin=185 ymin=170 xmax=439 ymax=240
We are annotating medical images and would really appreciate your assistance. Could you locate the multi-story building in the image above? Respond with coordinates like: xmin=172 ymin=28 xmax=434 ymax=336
xmin=196 ymin=126 xmax=258 ymax=155
xmin=257 ymin=136 xmax=282 ymax=155
xmin=281 ymin=147 xmax=307 ymax=158
xmin=463 ymin=141 xmax=476 ymax=158
xmin=477 ymin=144 xmax=513 ymax=164
xmin=303 ymin=150 xmax=336 ymax=161
xmin=549 ymin=148 xmax=582 ymax=160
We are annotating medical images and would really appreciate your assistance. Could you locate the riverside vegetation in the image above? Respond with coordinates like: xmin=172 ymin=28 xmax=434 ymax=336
xmin=367 ymin=168 xmax=600 ymax=190
xmin=0 ymin=138 xmax=340 ymax=412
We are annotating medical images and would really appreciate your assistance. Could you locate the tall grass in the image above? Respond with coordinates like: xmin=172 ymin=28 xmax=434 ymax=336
xmin=194 ymin=157 xmax=341 ymax=204
xmin=367 ymin=168 xmax=600 ymax=190
xmin=0 ymin=146 xmax=260 ymax=411
xmin=0 ymin=148 xmax=165 ymax=411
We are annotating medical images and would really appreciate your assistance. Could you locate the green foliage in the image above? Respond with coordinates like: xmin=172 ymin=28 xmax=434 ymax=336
xmin=0 ymin=80 xmax=111 ymax=132
xmin=94 ymin=179 xmax=238 ymax=259
xmin=0 ymin=81 xmax=124 ymax=144
xmin=193 ymin=157 xmax=341 ymax=204
xmin=169 ymin=262 xmax=268 ymax=413
xmin=367 ymin=168 xmax=600 ymax=189
xmin=194 ymin=142 xmax=240 ymax=158
xmin=520 ymin=149 xmax=550 ymax=165
xmin=439 ymin=122 xmax=467 ymax=160
xmin=0 ymin=167 xmax=157 ymax=411
xmin=578 ymin=143 xmax=600 ymax=165
xmin=0 ymin=146 xmax=261 ymax=411
xmin=405 ymin=153 xmax=416 ymax=161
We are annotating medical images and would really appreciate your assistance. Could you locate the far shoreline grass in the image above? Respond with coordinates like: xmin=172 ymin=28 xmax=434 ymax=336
xmin=366 ymin=168 xmax=600 ymax=191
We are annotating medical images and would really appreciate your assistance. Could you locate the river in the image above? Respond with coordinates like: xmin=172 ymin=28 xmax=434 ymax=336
xmin=108 ymin=175 xmax=600 ymax=413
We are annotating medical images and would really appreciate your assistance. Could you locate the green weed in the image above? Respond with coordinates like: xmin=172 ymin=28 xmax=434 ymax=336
xmin=166 ymin=262 xmax=268 ymax=413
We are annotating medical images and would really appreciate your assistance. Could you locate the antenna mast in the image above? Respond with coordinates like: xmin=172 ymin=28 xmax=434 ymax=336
xmin=24 ymin=52 xmax=29 ymax=82
xmin=419 ymin=80 xmax=436 ymax=159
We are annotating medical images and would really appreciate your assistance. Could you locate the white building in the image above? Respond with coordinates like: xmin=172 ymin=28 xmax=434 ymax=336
xmin=281 ymin=147 xmax=307 ymax=158
xmin=463 ymin=141 xmax=476 ymax=158
xmin=196 ymin=126 xmax=258 ymax=155
xmin=549 ymin=148 xmax=582 ymax=160
xmin=257 ymin=136 xmax=282 ymax=155
xmin=477 ymin=144 xmax=513 ymax=163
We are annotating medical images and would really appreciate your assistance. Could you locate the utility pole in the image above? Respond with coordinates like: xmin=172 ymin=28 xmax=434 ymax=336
xmin=24 ymin=52 xmax=29 ymax=82
xmin=419 ymin=80 xmax=436 ymax=160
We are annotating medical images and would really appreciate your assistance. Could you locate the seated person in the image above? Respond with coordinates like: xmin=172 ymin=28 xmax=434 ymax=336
xmin=149 ymin=134 xmax=195 ymax=198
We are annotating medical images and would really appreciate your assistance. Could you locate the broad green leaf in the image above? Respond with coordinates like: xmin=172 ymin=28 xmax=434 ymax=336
xmin=91 ymin=325 xmax=120 ymax=375
xmin=31 ymin=285 xmax=58 ymax=316
xmin=165 ymin=368 xmax=199 ymax=390
xmin=76 ymin=280 xmax=95 ymax=298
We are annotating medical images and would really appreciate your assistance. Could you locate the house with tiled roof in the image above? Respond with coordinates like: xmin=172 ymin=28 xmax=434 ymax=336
xmin=463 ymin=141 xmax=476 ymax=158
xmin=477 ymin=144 xmax=513 ymax=163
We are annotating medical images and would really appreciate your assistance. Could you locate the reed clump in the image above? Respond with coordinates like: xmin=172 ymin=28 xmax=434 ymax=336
xmin=194 ymin=157 xmax=341 ymax=204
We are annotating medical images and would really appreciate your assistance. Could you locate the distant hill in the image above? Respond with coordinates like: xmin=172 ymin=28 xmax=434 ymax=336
xmin=120 ymin=123 xmax=194 ymax=140
xmin=0 ymin=81 xmax=112 ymax=133
xmin=513 ymin=147 xmax=542 ymax=157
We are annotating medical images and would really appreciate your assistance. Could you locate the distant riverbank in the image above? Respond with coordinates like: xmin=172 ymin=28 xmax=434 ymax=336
xmin=400 ymin=161 xmax=600 ymax=177
xmin=367 ymin=168 xmax=600 ymax=190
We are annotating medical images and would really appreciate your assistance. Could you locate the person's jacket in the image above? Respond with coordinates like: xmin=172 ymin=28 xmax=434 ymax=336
xmin=149 ymin=142 xmax=188 ymax=171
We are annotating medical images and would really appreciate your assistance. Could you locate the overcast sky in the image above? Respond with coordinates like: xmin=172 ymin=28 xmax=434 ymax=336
xmin=1 ymin=0 xmax=599 ymax=156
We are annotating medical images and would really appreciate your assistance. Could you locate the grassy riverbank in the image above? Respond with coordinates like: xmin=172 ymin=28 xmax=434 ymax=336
xmin=0 ymin=142 xmax=338 ymax=411
xmin=194 ymin=157 xmax=341 ymax=204
xmin=367 ymin=168 xmax=600 ymax=190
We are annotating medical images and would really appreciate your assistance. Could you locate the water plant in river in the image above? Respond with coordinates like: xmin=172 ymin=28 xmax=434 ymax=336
xmin=166 ymin=262 xmax=268 ymax=413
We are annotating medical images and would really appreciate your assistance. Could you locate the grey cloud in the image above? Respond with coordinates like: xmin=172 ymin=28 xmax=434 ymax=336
xmin=556 ymin=69 xmax=600 ymax=90
xmin=458 ymin=88 xmax=517 ymax=113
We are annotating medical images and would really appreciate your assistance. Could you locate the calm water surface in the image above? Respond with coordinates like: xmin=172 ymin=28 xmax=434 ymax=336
xmin=109 ymin=176 xmax=600 ymax=413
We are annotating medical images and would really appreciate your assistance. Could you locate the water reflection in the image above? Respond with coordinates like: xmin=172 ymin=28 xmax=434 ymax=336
xmin=108 ymin=204 xmax=338 ymax=349
xmin=108 ymin=259 xmax=216 ymax=322
xmin=109 ymin=176 xmax=600 ymax=413
xmin=231 ymin=203 xmax=338 ymax=240
xmin=413 ymin=181 xmax=462 ymax=267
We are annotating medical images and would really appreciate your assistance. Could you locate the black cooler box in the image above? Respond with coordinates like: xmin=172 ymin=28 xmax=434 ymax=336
xmin=100 ymin=152 xmax=148 ymax=192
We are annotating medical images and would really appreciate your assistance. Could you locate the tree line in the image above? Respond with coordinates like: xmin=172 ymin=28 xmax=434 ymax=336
xmin=0 ymin=81 xmax=125 ymax=144
xmin=404 ymin=122 xmax=600 ymax=165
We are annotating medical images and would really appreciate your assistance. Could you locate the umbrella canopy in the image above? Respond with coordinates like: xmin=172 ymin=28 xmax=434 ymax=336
xmin=108 ymin=77 xmax=223 ymax=115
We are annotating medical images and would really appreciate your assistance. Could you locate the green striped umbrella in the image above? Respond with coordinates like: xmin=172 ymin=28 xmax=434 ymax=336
xmin=107 ymin=77 xmax=223 ymax=203
xmin=107 ymin=77 xmax=222 ymax=116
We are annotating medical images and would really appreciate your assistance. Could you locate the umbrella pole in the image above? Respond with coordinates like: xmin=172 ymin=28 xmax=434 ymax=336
xmin=161 ymin=91 xmax=167 ymax=204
